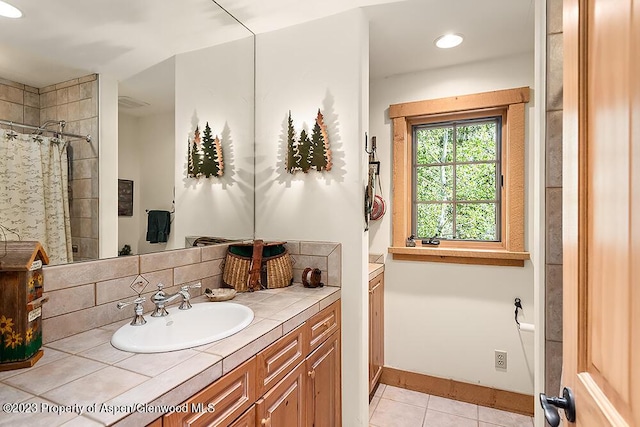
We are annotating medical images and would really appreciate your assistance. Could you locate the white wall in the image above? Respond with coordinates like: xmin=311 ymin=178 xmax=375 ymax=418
xmin=118 ymin=111 xmax=175 ymax=255
xmin=99 ymin=75 xmax=119 ymax=259
xmin=174 ymin=36 xmax=255 ymax=248
xmin=254 ymin=10 xmax=370 ymax=426
xmin=369 ymin=52 xmax=537 ymax=395
xmin=118 ymin=113 xmax=141 ymax=254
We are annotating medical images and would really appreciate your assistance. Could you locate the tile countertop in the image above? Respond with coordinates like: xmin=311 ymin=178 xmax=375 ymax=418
xmin=0 ymin=284 xmax=340 ymax=427
xmin=368 ymin=263 xmax=384 ymax=281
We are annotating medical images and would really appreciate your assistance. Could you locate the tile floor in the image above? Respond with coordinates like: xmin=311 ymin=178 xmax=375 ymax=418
xmin=370 ymin=384 xmax=534 ymax=427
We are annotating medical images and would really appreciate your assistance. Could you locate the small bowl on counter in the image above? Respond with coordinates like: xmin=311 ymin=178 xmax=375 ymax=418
xmin=204 ymin=288 xmax=237 ymax=302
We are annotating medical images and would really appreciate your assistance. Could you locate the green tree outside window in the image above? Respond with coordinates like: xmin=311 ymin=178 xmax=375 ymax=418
xmin=413 ymin=117 xmax=501 ymax=241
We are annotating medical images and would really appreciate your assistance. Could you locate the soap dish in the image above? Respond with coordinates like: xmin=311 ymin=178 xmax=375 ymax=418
xmin=204 ymin=288 xmax=237 ymax=302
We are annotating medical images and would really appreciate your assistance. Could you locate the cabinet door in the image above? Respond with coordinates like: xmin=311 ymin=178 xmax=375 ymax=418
xmin=306 ymin=330 xmax=341 ymax=427
xmin=229 ymin=404 xmax=256 ymax=427
xmin=369 ymin=274 xmax=384 ymax=394
xmin=163 ymin=357 xmax=256 ymax=427
xmin=256 ymin=362 xmax=306 ymax=427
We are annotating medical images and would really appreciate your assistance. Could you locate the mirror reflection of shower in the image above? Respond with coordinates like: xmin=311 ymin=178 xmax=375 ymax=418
xmin=0 ymin=115 xmax=92 ymax=265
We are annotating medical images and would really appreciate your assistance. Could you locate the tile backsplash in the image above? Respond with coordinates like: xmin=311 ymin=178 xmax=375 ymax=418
xmin=42 ymin=241 xmax=341 ymax=344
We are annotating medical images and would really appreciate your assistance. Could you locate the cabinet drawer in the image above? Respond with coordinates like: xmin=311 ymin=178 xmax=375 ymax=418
xmin=163 ymin=357 xmax=256 ymax=427
xmin=307 ymin=300 xmax=341 ymax=354
xmin=256 ymin=323 xmax=307 ymax=397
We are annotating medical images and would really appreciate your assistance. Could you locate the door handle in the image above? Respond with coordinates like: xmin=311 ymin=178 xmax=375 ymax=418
xmin=539 ymin=387 xmax=576 ymax=427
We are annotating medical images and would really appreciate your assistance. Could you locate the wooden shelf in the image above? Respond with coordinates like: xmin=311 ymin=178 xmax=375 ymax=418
xmin=388 ymin=246 xmax=530 ymax=267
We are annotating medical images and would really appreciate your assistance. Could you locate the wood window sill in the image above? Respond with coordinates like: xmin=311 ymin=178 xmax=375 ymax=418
xmin=388 ymin=246 xmax=530 ymax=267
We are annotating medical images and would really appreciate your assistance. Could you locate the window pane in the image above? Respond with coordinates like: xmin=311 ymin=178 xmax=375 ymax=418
xmin=416 ymin=203 xmax=453 ymax=239
xmin=416 ymin=126 xmax=454 ymax=164
xmin=456 ymin=122 xmax=497 ymax=162
xmin=416 ymin=166 xmax=453 ymax=201
xmin=456 ymin=163 xmax=497 ymax=201
xmin=455 ymin=203 xmax=498 ymax=240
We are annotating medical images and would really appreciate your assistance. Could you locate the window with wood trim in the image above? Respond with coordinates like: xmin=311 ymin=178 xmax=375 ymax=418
xmin=388 ymin=87 xmax=531 ymax=267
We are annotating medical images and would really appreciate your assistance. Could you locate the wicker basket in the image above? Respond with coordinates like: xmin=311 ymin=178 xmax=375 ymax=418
xmin=222 ymin=240 xmax=293 ymax=292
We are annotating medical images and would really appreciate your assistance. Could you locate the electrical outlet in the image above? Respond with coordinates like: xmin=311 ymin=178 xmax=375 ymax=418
xmin=495 ymin=350 xmax=507 ymax=370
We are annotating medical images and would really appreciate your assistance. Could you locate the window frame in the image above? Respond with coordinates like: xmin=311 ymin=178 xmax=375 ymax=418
xmin=388 ymin=87 xmax=530 ymax=267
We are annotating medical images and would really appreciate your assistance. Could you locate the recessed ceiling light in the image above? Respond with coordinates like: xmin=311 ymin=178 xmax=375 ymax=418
xmin=434 ymin=34 xmax=464 ymax=49
xmin=0 ymin=1 xmax=22 ymax=18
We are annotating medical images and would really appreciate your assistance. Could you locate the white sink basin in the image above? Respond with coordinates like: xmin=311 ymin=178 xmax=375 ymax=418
xmin=111 ymin=302 xmax=254 ymax=353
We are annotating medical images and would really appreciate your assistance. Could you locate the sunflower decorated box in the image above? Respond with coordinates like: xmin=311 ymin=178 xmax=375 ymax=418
xmin=0 ymin=241 xmax=49 ymax=371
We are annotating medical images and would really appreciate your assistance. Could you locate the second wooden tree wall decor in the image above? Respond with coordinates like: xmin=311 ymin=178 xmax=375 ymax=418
xmin=286 ymin=109 xmax=332 ymax=173
xmin=187 ymin=122 xmax=224 ymax=178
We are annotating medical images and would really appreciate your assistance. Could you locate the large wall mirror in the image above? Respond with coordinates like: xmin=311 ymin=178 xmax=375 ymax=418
xmin=0 ymin=0 xmax=532 ymax=266
xmin=117 ymin=28 xmax=255 ymax=258
xmin=0 ymin=0 xmax=255 ymax=265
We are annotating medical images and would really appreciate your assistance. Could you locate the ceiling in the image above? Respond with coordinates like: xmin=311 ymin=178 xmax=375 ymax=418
xmin=364 ymin=0 xmax=534 ymax=79
xmin=0 ymin=0 xmax=534 ymax=115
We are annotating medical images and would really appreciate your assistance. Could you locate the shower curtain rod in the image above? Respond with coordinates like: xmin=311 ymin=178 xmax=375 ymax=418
xmin=0 ymin=119 xmax=92 ymax=143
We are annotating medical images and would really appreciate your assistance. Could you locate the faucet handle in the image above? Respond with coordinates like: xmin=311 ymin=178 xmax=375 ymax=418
xmin=178 ymin=282 xmax=201 ymax=311
xmin=180 ymin=282 xmax=202 ymax=292
xmin=116 ymin=297 xmax=147 ymax=326
xmin=117 ymin=296 xmax=145 ymax=309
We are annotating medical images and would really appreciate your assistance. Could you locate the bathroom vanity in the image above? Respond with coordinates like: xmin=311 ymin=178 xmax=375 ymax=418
xmin=0 ymin=285 xmax=341 ymax=426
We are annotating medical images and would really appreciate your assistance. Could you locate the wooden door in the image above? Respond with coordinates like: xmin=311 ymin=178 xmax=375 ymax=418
xmin=306 ymin=330 xmax=341 ymax=427
xmin=369 ymin=273 xmax=384 ymax=394
xmin=562 ymin=0 xmax=640 ymax=425
xmin=256 ymin=361 xmax=306 ymax=427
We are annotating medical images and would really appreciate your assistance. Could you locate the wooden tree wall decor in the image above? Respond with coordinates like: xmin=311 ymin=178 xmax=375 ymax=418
xmin=187 ymin=122 xmax=224 ymax=178
xmin=286 ymin=109 xmax=332 ymax=174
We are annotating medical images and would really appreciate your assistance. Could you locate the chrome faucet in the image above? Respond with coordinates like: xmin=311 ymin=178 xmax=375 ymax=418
xmin=151 ymin=282 xmax=201 ymax=317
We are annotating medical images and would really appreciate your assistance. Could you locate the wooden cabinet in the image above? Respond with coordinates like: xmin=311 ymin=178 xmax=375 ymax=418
xmin=161 ymin=299 xmax=341 ymax=427
xmin=306 ymin=330 xmax=341 ymax=427
xmin=163 ymin=357 xmax=256 ymax=427
xmin=255 ymin=301 xmax=341 ymax=427
xmin=369 ymin=272 xmax=384 ymax=395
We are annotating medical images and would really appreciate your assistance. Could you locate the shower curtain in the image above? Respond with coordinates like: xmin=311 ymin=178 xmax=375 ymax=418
xmin=0 ymin=129 xmax=73 ymax=264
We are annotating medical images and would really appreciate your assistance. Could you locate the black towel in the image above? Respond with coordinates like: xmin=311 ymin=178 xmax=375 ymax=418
xmin=146 ymin=210 xmax=171 ymax=243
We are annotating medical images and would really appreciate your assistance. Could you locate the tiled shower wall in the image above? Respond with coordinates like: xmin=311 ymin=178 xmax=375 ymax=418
xmin=40 ymin=75 xmax=100 ymax=261
xmin=0 ymin=74 xmax=100 ymax=262
xmin=545 ymin=0 xmax=564 ymax=398
xmin=42 ymin=241 xmax=341 ymax=344
xmin=0 ymin=78 xmax=39 ymax=126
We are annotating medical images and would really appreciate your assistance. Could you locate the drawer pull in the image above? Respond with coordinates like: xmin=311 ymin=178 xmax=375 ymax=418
xmin=308 ymin=370 xmax=316 ymax=379
xmin=261 ymin=417 xmax=271 ymax=427
xmin=323 ymin=320 xmax=331 ymax=329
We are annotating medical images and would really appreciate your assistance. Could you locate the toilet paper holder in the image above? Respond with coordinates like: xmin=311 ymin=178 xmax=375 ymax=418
xmin=514 ymin=297 xmax=535 ymax=332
